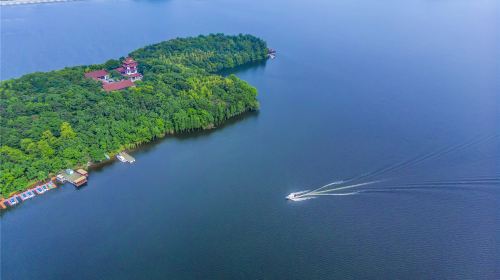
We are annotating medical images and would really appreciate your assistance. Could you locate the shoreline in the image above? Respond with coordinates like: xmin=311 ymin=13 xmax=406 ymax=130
xmin=0 ymin=0 xmax=77 ymax=6
xmin=0 ymin=109 xmax=259 ymax=212
xmin=1 ymin=34 xmax=270 ymax=210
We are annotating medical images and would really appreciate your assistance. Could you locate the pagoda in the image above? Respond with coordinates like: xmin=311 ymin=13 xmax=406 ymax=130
xmin=115 ymin=57 xmax=143 ymax=82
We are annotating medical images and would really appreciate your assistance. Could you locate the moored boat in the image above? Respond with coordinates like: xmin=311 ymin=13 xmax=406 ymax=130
xmin=117 ymin=152 xmax=135 ymax=163
xmin=7 ymin=196 xmax=19 ymax=206
xmin=19 ymin=190 xmax=36 ymax=201
xmin=47 ymin=181 xmax=57 ymax=189
xmin=56 ymin=174 xmax=66 ymax=183
xmin=34 ymin=185 xmax=46 ymax=194
xmin=116 ymin=154 xmax=127 ymax=162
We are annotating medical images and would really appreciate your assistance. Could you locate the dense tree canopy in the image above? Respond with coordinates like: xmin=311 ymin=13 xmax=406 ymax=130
xmin=0 ymin=34 xmax=268 ymax=196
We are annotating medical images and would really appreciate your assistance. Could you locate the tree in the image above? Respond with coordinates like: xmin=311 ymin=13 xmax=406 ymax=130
xmin=104 ymin=59 xmax=121 ymax=70
xmin=60 ymin=122 xmax=76 ymax=139
xmin=109 ymin=70 xmax=122 ymax=80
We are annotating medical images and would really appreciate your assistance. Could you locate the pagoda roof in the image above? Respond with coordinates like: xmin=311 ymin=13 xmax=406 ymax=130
xmin=103 ymin=80 xmax=134 ymax=92
xmin=84 ymin=69 xmax=108 ymax=79
xmin=123 ymin=57 xmax=138 ymax=64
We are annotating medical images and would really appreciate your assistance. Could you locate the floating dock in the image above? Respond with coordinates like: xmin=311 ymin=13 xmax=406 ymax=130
xmin=1 ymin=181 xmax=59 ymax=210
xmin=1 ymin=170 xmax=84 ymax=211
xmin=59 ymin=169 xmax=87 ymax=187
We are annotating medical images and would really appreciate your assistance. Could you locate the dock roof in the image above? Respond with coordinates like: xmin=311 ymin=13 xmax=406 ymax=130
xmin=76 ymin=169 xmax=88 ymax=176
xmin=63 ymin=171 xmax=85 ymax=182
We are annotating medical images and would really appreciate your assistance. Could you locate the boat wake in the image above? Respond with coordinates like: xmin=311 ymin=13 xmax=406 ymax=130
xmin=286 ymin=181 xmax=381 ymax=201
xmin=285 ymin=134 xmax=499 ymax=202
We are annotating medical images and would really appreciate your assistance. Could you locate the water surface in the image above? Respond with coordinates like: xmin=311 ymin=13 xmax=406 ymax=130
xmin=1 ymin=0 xmax=499 ymax=279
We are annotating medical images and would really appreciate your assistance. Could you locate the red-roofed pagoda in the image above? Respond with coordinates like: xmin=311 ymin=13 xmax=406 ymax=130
xmin=84 ymin=56 xmax=143 ymax=92
xmin=115 ymin=57 xmax=143 ymax=82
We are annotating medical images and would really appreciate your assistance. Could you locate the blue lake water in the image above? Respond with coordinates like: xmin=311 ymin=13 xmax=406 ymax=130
xmin=1 ymin=0 xmax=499 ymax=279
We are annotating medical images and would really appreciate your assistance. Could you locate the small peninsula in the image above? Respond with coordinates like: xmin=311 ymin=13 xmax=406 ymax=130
xmin=0 ymin=34 xmax=269 ymax=198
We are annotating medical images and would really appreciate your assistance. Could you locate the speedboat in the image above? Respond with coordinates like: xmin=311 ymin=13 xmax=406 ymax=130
xmin=286 ymin=190 xmax=310 ymax=201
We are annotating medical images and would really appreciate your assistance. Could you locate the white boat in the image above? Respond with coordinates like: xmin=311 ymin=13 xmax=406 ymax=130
xmin=286 ymin=190 xmax=311 ymax=201
xmin=116 ymin=154 xmax=127 ymax=162
xmin=117 ymin=152 xmax=135 ymax=163
xmin=19 ymin=190 xmax=35 ymax=201
xmin=8 ymin=196 xmax=19 ymax=206
xmin=56 ymin=174 xmax=66 ymax=183
xmin=34 ymin=186 xmax=46 ymax=194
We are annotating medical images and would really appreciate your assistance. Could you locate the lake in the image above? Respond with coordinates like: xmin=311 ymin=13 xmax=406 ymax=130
xmin=1 ymin=0 xmax=499 ymax=279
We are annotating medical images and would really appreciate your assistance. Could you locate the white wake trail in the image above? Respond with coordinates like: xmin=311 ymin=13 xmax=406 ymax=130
xmin=309 ymin=180 xmax=345 ymax=193
xmin=308 ymin=180 xmax=382 ymax=195
xmin=310 ymin=191 xmax=360 ymax=196
xmin=291 ymin=196 xmax=317 ymax=201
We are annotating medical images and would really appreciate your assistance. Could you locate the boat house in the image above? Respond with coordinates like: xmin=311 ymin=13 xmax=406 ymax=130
xmin=60 ymin=169 xmax=88 ymax=187
xmin=76 ymin=169 xmax=89 ymax=177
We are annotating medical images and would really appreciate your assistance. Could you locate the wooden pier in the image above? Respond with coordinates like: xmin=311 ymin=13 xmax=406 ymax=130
xmin=60 ymin=169 xmax=88 ymax=187
xmin=0 ymin=199 xmax=7 ymax=209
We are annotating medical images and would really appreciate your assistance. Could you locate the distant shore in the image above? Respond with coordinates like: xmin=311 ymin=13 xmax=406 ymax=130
xmin=0 ymin=0 xmax=77 ymax=5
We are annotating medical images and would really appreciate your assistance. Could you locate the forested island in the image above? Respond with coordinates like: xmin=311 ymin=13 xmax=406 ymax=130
xmin=0 ymin=34 xmax=269 ymax=197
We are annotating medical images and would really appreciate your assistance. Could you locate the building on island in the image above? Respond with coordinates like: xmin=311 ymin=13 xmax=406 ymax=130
xmin=114 ymin=57 xmax=143 ymax=82
xmin=103 ymin=80 xmax=134 ymax=92
xmin=84 ymin=56 xmax=142 ymax=92
xmin=84 ymin=69 xmax=109 ymax=81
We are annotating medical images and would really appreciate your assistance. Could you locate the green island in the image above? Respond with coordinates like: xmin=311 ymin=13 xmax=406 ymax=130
xmin=0 ymin=34 xmax=269 ymax=197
